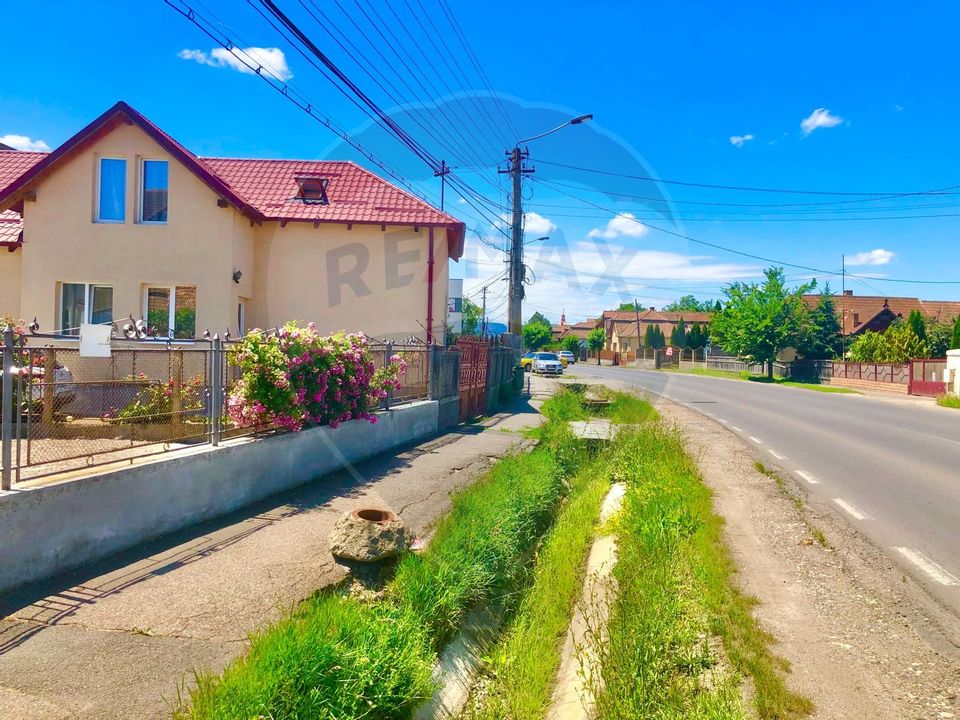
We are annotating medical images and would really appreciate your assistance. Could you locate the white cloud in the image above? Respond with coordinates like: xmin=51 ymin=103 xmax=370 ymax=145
xmin=846 ymin=248 xmax=895 ymax=266
xmin=0 ymin=134 xmax=51 ymax=152
xmin=178 ymin=47 xmax=293 ymax=81
xmin=729 ymin=133 xmax=754 ymax=148
xmin=457 ymin=197 xmax=467 ymax=205
xmin=800 ymin=108 xmax=843 ymax=136
xmin=893 ymin=104 xmax=904 ymax=112
xmin=587 ymin=213 xmax=648 ymax=239
xmin=495 ymin=211 xmax=557 ymax=236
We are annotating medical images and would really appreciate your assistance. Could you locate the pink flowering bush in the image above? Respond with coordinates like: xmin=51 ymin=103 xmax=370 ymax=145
xmin=226 ymin=323 xmax=406 ymax=431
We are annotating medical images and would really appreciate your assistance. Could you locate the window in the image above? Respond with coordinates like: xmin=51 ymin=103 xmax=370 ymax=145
xmin=145 ymin=286 xmax=196 ymax=339
xmin=293 ymin=175 xmax=328 ymax=204
xmin=60 ymin=283 xmax=113 ymax=335
xmin=96 ymin=158 xmax=126 ymax=222
xmin=139 ymin=159 xmax=168 ymax=223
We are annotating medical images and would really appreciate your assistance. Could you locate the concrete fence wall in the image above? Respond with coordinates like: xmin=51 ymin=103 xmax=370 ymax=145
xmin=0 ymin=401 xmax=439 ymax=594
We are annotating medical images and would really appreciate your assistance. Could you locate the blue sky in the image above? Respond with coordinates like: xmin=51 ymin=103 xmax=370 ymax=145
xmin=3 ymin=1 xmax=959 ymax=323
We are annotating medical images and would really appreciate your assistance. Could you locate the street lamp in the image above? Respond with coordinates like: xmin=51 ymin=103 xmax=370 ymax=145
xmin=503 ymin=114 xmax=592 ymax=337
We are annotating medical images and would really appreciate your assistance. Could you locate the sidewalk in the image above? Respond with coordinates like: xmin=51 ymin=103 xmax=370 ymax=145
xmin=0 ymin=378 xmax=553 ymax=720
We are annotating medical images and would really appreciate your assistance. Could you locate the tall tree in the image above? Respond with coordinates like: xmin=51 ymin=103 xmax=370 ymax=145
xmin=527 ymin=311 xmax=551 ymax=328
xmin=671 ymin=316 xmax=687 ymax=347
xmin=617 ymin=302 xmax=645 ymax=312
xmin=461 ymin=298 xmax=482 ymax=336
xmin=926 ymin=321 xmax=953 ymax=357
xmin=907 ymin=310 xmax=927 ymax=343
xmin=644 ymin=324 xmax=655 ymax=348
xmin=522 ymin=321 xmax=552 ymax=350
xmin=687 ymin=322 xmax=703 ymax=350
xmin=587 ymin=327 xmax=606 ymax=364
xmin=714 ymin=300 xmax=723 ymax=313
xmin=797 ymin=287 xmax=842 ymax=359
xmin=709 ymin=267 xmax=815 ymax=378
xmin=560 ymin=334 xmax=582 ymax=354
xmin=664 ymin=295 xmax=715 ymax=313
xmin=952 ymin=315 xmax=960 ymax=350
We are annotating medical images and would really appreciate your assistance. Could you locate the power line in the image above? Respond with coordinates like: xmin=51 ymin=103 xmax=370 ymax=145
xmin=536 ymin=158 xmax=960 ymax=197
xmin=534 ymin=177 xmax=960 ymax=285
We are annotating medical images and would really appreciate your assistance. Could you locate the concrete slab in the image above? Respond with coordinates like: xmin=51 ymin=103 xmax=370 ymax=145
xmin=569 ymin=419 xmax=617 ymax=441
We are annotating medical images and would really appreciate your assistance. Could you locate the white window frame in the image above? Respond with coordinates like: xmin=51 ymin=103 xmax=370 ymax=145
xmin=59 ymin=282 xmax=114 ymax=335
xmin=138 ymin=158 xmax=169 ymax=225
xmin=143 ymin=285 xmax=196 ymax=338
xmin=95 ymin=156 xmax=126 ymax=224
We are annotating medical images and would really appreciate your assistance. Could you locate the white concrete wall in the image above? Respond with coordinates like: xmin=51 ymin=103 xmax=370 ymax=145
xmin=0 ymin=400 xmax=439 ymax=593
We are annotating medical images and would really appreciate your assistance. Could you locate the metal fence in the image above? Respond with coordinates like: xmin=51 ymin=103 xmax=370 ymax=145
xmin=1 ymin=330 xmax=434 ymax=487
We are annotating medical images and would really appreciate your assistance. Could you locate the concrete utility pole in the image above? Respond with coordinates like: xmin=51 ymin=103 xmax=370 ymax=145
xmin=503 ymin=146 xmax=531 ymax=336
xmin=841 ymin=254 xmax=846 ymax=360
xmin=501 ymin=114 xmax=593 ymax=338
xmin=481 ymin=285 xmax=488 ymax=338
xmin=634 ymin=298 xmax=642 ymax=357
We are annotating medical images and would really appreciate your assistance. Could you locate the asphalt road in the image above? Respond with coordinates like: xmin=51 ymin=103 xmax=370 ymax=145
xmin=569 ymin=363 xmax=960 ymax=612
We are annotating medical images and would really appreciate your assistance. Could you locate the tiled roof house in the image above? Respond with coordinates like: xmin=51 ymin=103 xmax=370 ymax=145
xmin=0 ymin=101 xmax=464 ymax=341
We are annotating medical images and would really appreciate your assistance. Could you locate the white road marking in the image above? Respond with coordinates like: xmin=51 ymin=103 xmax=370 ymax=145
xmin=796 ymin=470 xmax=820 ymax=485
xmin=833 ymin=498 xmax=871 ymax=521
xmin=768 ymin=450 xmax=785 ymax=460
xmin=717 ymin=418 xmax=729 ymax=425
xmin=731 ymin=426 xmax=743 ymax=432
xmin=749 ymin=436 xmax=762 ymax=444
xmin=894 ymin=547 xmax=960 ymax=586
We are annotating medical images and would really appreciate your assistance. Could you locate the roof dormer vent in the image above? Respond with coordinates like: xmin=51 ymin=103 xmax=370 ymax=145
xmin=293 ymin=175 xmax=329 ymax=205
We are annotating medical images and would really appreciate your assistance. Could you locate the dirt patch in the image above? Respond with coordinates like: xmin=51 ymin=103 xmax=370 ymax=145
xmin=657 ymin=398 xmax=960 ymax=720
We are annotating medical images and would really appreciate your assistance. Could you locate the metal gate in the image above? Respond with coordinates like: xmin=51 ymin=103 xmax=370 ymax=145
xmin=456 ymin=337 xmax=489 ymax=421
xmin=909 ymin=358 xmax=947 ymax=397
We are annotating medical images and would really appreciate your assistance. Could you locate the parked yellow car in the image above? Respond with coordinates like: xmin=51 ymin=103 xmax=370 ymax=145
xmin=521 ymin=351 xmax=568 ymax=371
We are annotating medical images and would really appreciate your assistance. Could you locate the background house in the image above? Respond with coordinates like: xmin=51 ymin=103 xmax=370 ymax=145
xmin=600 ymin=309 xmax=713 ymax=351
xmin=0 ymin=101 xmax=465 ymax=342
xmin=802 ymin=290 xmax=960 ymax=337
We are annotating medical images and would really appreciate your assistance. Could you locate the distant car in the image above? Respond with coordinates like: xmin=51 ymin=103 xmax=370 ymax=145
xmin=558 ymin=350 xmax=576 ymax=365
xmin=532 ymin=352 xmax=563 ymax=376
xmin=521 ymin=351 xmax=567 ymax=372
xmin=2 ymin=362 xmax=76 ymax=414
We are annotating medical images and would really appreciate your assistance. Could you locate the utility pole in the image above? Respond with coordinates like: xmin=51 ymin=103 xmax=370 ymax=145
xmin=434 ymin=160 xmax=452 ymax=210
xmin=481 ymin=285 xmax=488 ymax=338
xmin=841 ymin=254 xmax=846 ymax=360
xmin=500 ymin=147 xmax=533 ymax=337
xmin=634 ymin=298 xmax=642 ymax=360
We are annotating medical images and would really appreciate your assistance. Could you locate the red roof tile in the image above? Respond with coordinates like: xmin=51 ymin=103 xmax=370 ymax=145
xmin=0 ymin=209 xmax=22 ymax=249
xmin=0 ymin=151 xmax=46 ymax=190
xmin=200 ymin=157 xmax=463 ymax=228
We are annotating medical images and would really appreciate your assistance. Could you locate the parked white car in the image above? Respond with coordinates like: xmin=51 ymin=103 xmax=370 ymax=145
xmin=558 ymin=350 xmax=576 ymax=365
xmin=533 ymin=352 xmax=563 ymax=376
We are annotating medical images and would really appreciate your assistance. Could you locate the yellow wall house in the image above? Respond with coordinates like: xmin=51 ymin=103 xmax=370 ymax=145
xmin=0 ymin=101 xmax=465 ymax=342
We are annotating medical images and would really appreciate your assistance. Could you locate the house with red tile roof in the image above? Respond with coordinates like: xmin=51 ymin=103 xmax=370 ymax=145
xmin=802 ymin=290 xmax=960 ymax=337
xmin=598 ymin=309 xmax=713 ymax=351
xmin=0 ymin=101 xmax=464 ymax=341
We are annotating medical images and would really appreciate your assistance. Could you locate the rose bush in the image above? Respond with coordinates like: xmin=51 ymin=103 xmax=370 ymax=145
xmin=226 ymin=322 xmax=406 ymax=431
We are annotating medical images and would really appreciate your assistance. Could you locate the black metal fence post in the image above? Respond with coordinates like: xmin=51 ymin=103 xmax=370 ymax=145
xmin=1 ymin=327 xmax=12 ymax=490
xmin=210 ymin=336 xmax=223 ymax=446
xmin=384 ymin=341 xmax=393 ymax=411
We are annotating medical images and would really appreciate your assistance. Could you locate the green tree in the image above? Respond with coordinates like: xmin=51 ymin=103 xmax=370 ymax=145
xmin=616 ymin=302 xmax=645 ymax=312
xmin=671 ymin=316 xmax=687 ymax=347
xmin=797 ymin=287 xmax=842 ymax=359
xmin=664 ymin=295 xmax=715 ymax=313
xmin=952 ymin=316 xmax=960 ymax=350
xmin=709 ymin=267 xmax=815 ymax=378
xmin=587 ymin=327 xmax=606 ymax=364
xmin=643 ymin=324 xmax=655 ymax=348
xmin=560 ymin=334 xmax=582 ymax=355
xmin=461 ymin=298 xmax=482 ymax=336
xmin=848 ymin=322 xmax=929 ymax=363
xmin=647 ymin=326 xmax=666 ymax=350
xmin=907 ymin=310 xmax=927 ymax=343
xmin=714 ymin=300 xmax=723 ymax=313
xmin=926 ymin=321 xmax=953 ymax=357
xmin=528 ymin=311 xmax=551 ymax=327
xmin=687 ymin=322 xmax=704 ymax=350
xmin=522 ymin=320 xmax=552 ymax=350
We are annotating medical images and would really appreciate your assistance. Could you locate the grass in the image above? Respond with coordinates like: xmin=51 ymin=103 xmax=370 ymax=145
xmin=937 ymin=394 xmax=960 ymax=409
xmin=176 ymin=408 xmax=584 ymax=719
xmin=468 ymin=452 xmax=612 ymax=719
xmin=666 ymin=366 xmax=859 ymax=394
xmin=593 ymin=424 xmax=813 ymax=720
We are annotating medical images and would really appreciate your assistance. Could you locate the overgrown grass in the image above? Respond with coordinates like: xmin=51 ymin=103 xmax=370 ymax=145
xmin=468 ymin=455 xmax=612 ymax=719
xmin=594 ymin=424 xmax=812 ymax=720
xmin=667 ymin=367 xmax=858 ymax=394
xmin=937 ymin=394 xmax=960 ymax=409
xmin=176 ymin=407 xmax=583 ymax=719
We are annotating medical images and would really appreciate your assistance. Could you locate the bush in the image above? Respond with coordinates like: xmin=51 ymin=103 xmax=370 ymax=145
xmin=114 ymin=372 xmax=204 ymax=423
xmin=226 ymin=323 xmax=404 ymax=431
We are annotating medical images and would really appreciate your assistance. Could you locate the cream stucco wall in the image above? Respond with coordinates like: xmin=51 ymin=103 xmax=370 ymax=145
xmin=251 ymin=222 xmax=450 ymax=342
xmin=0 ymin=249 xmax=21 ymax=320
xmin=5 ymin=121 xmax=452 ymax=342
xmin=16 ymin=122 xmax=239 ymax=335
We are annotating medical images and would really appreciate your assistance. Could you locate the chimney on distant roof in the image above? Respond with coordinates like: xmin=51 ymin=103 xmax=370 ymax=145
xmin=843 ymin=289 xmax=853 ymax=296
xmin=649 ymin=306 xmax=655 ymax=311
